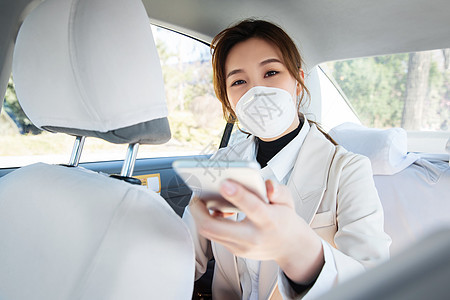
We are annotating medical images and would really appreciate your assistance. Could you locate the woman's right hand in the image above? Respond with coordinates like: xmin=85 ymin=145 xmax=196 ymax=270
xmin=188 ymin=179 xmax=324 ymax=285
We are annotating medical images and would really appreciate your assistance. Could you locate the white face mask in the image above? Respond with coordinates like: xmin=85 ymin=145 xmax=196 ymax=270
xmin=235 ymin=86 xmax=297 ymax=139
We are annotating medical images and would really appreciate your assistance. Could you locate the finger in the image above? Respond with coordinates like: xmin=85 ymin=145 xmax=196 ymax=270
xmin=265 ymin=180 xmax=295 ymax=209
xmin=203 ymin=235 xmax=245 ymax=257
xmin=186 ymin=211 xmax=246 ymax=254
xmin=265 ymin=179 xmax=277 ymax=200
xmin=200 ymin=225 xmax=249 ymax=247
xmin=188 ymin=196 xmax=214 ymax=225
xmin=219 ymin=179 xmax=270 ymax=226
xmin=190 ymin=197 xmax=238 ymax=227
xmin=195 ymin=212 xmax=256 ymax=245
xmin=189 ymin=196 xmax=255 ymax=243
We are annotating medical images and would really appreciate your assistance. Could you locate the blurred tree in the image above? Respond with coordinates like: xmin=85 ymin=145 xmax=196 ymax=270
xmin=0 ymin=109 xmax=19 ymax=135
xmin=443 ymin=49 xmax=450 ymax=69
xmin=153 ymin=26 xmax=223 ymax=148
xmin=402 ymin=52 xmax=431 ymax=130
xmin=2 ymin=76 xmax=41 ymax=134
xmin=327 ymin=49 xmax=449 ymax=131
xmin=329 ymin=53 xmax=408 ymax=128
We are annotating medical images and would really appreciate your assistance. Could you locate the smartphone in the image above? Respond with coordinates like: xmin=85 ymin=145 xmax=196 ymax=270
xmin=172 ymin=159 xmax=268 ymax=213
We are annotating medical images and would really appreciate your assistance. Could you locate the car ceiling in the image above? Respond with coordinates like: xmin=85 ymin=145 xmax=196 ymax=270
xmin=2 ymin=0 xmax=450 ymax=104
xmin=143 ymin=0 xmax=450 ymax=68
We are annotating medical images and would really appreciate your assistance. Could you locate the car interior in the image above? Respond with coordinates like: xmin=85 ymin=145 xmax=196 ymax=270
xmin=0 ymin=0 xmax=449 ymax=299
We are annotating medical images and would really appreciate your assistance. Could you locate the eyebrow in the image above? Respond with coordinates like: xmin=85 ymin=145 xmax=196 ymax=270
xmin=226 ymin=68 xmax=243 ymax=79
xmin=260 ymin=58 xmax=283 ymax=66
xmin=226 ymin=58 xmax=283 ymax=79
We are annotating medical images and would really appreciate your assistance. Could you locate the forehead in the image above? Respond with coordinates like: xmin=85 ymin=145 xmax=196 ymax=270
xmin=225 ymin=38 xmax=283 ymax=73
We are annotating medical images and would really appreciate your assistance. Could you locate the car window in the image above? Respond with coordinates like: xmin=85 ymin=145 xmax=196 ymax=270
xmin=321 ymin=49 xmax=450 ymax=154
xmin=0 ymin=25 xmax=225 ymax=168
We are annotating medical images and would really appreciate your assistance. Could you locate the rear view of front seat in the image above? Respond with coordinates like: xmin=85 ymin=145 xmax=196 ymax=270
xmin=0 ymin=0 xmax=195 ymax=299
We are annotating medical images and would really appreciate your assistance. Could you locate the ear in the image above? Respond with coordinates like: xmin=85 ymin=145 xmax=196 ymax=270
xmin=227 ymin=104 xmax=237 ymax=122
xmin=228 ymin=102 xmax=236 ymax=115
xmin=296 ymin=68 xmax=305 ymax=96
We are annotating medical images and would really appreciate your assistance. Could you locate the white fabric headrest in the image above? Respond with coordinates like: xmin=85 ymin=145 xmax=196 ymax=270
xmin=329 ymin=122 xmax=419 ymax=175
xmin=12 ymin=0 xmax=167 ymax=133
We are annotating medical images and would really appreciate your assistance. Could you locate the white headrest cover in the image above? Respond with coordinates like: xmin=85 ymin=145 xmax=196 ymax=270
xmin=12 ymin=0 xmax=167 ymax=132
xmin=329 ymin=122 xmax=419 ymax=175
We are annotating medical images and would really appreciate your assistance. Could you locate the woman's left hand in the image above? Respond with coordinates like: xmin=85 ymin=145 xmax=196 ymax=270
xmin=189 ymin=179 xmax=325 ymax=284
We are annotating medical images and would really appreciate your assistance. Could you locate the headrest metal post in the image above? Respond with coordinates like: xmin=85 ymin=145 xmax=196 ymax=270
xmin=68 ymin=136 xmax=85 ymax=167
xmin=121 ymin=143 xmax=139 ymax=177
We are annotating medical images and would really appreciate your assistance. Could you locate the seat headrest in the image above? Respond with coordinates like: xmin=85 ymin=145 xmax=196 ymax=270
xmin=329 ymin=122 xmax=419 ymax=175
xmin=12 ymin=0 xmax=170 ymax=144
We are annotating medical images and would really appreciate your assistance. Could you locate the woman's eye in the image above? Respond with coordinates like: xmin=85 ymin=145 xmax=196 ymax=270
xmin=231 ymin=79 xmax=246 ymax=86
xmin=265 ymin=70 xmax=278 ymax=77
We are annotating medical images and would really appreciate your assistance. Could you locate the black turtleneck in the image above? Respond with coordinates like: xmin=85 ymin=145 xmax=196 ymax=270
xmin=256 ymin=118 xmax=304 ymax=168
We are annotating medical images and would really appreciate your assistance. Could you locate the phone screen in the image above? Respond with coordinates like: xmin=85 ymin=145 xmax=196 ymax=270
xmin=173 ymin=159 xmax=267 ymax=213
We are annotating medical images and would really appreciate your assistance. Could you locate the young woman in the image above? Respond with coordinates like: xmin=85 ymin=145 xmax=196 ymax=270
xmin=182 ymin=19 xmax=391 ymax=299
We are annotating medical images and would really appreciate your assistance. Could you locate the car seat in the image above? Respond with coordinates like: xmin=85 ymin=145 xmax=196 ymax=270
xmin=329 ymin=122 xmax=450 ymax=255
xmin=0 ymin=0 xmax=195 ymax=299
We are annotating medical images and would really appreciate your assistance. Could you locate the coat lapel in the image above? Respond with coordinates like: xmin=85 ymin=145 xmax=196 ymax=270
xmin=210 ymin=136 xmax=256 ymax=298
xmin=211 ymin=212 xmax=241 ymax=298
xmin=212 ymin=242 xmax=241 ymax=297
xmin=258 ymin=124 xmax=336 ymax=299
xmin=287 ymin=124 xmax=335 ymax=225
xmin=213 ymin=135 xmax=256 ymax=161
xmin=258 ymin=260 xmax=279 ymax=300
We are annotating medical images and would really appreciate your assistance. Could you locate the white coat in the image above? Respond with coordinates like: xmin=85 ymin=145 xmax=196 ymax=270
xmin=183 ymin=123 xmax=391 ymax=299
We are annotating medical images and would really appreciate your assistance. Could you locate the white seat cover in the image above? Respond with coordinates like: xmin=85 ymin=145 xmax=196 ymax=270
xmin=0 ymin=163 xmax=195 ymax=299
xmin=374 ymin=159 xmax=450 ymax=255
